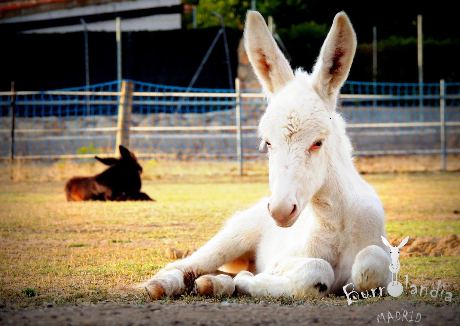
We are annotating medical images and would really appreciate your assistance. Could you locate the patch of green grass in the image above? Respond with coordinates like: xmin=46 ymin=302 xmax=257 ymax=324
xmin=22 ymin=288 xmax=37 ymax=298
xmin=68 ymin=243 xmax=87 ymax=248
xmin=401 ymin=256 xmax=460 ymax=287
xmin=386 ymin=220 xmax=460 ymax=238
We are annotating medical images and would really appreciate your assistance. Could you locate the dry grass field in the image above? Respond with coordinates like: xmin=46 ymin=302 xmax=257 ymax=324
xmin=2 ymin=154 xmax=460 ymax=184
xmin=0 ymin=161 xmax=459 ymax=311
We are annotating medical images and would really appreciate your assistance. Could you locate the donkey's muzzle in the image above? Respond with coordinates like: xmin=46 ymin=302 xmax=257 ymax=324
xmin=267 ymin=200 xmax=298 ymax=228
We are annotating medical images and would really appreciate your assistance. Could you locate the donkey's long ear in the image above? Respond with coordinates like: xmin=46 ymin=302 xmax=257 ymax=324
xmin=381 ymin=236 xmax=392 ymax=248
xmin=311 ymin=12 xmax=357 ymax=100
xmin=119 ymin=145 xmax=137 ymax=161
xmin=244 ymin=11 xmax=294 ymax=96
xmin=398 ymin=236 xmax=410 ymax=249
xmin=95 ymin=156 xmax=118 ymax=166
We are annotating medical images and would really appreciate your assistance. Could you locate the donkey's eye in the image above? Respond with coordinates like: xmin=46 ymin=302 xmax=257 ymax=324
xmin=309 ymin=140 xmax=323 ymax=152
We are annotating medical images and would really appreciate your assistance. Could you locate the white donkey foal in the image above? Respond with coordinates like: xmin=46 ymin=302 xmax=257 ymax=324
xmin=143 ymin=11 xmax=391 ymax=299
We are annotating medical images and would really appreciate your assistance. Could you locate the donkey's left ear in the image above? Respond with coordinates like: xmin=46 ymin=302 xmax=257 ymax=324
xmin=244 ymin=11 xmax=294 ymax=96
xmin=311 ymin=12 xmax=357 ymax=101
xmin=398 ymin=236 xmax=410 ymax=249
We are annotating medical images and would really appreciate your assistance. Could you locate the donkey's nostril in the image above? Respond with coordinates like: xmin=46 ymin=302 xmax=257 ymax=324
xmin=267 ymin=202 xmax=271 ymax=213
xmin=290 ymin=204 xmax=297 ymax=217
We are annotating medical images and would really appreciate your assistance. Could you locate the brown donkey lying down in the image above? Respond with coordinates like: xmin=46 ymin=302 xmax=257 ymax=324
xmin=65 ymin=145 xmax=154 ymax=201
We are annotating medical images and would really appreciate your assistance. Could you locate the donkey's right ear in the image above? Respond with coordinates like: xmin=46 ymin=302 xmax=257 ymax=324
xmin=398 ymin=236 xmax=410 ymax=249
xmin=119 ymin=145 xmax=137 ymax=161
xmin=381 ymin=236 xmax=392 ymax=248
xmin=95 ymin=156 xmax=118 ymax=166
xmin=244 ymin=11 xmax=294 ymax=96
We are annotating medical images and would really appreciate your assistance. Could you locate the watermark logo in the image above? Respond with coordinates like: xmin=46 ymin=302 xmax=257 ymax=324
xmin=381 ymin=235 xmax=409 ymax=297
xmin=343 ymin=235 xmax=453 ymax=306
xmin=376 ymin=310 xmax=422 ymax=323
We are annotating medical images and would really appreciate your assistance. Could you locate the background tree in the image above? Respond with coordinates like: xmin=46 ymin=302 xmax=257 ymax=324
xmin=190 ymin=0 xmax=460 ymax=82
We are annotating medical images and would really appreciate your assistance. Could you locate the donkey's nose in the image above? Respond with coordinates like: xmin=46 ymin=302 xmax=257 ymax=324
xmin=268 ymin=199 xmax=298 ymax=227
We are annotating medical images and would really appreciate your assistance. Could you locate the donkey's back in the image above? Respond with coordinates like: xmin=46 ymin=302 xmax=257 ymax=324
xmin=65 ymin=176 xmax=110 ymax=201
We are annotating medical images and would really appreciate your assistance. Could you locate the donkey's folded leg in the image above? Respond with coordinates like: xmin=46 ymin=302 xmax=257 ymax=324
xmin=351 ymin=245 xmax=390 ymax=291
xmin=234 ymin=271 xmax=291 ymax=297
xmin=144 ymin=199 xmax=268 ymax=299
xmin=234 ymin=257 xmax=335 ymax=298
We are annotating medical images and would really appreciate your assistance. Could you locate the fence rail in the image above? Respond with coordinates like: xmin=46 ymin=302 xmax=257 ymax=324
xmin=1 ymin=79 xmax=459 ymax=173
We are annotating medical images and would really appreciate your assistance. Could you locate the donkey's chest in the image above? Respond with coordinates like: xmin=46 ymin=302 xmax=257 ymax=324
xmin=256 ymin=211 xmax=345 ymax=272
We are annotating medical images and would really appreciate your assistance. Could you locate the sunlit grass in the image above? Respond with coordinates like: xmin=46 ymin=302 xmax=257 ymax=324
xmin=0 ymin=172 xmax=459 ymax=308
xmin=386 ymin=220 xmax=460 ymax=238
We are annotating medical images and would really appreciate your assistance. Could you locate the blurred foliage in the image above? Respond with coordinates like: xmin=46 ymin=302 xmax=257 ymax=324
xmin=192 ymin=0 xmax=313 ymax=30
xmin=193 ymin=0 xmax=251 ymax=29
xmin=76 ymin=143 xmax=99 ymax=155
xmin=191 ymin=0 xmax=458 ymax=40
xmin=186 ymin=0 xmax=459 ymax=82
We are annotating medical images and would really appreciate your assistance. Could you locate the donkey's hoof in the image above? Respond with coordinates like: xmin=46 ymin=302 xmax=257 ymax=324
xmin=195 ymin=276 xmax=215 ymax=296
xmin=195 ymin=275 xmax=235 ymax=297
xmin=352 ymin=245 xmax=390 ymax=291
xmin=234 ymin=271 xmax=254 ymax=295
xmin=145 ymin=282 xmax=166 ymax=300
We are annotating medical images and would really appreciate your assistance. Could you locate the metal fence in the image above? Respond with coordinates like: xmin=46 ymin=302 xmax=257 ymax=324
xmin=0 ymin=79 xmax=459 ymax=170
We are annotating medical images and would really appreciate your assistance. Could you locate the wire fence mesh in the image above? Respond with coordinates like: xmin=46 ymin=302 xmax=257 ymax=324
xmin=0 ymin=79 xmax=459 ymax=163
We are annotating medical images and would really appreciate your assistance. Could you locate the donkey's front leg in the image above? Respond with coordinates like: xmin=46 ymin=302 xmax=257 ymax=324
xmin=144 ymin=199 xmax=268 ymax=299
xmin=234 ymin=257 xmax=335 ymax=298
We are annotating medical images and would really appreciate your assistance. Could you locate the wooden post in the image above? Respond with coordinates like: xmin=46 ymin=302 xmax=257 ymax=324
xmin=235 ymin=78 xmax=243 ymax=176
xmin=80 ymin=18 xmax=90 ymax=115
xmin=9 ymin=81 xmax=16 ymax=181
xmin=440 ymin=79 xmax=446 ymax=171
xmin=417 ymin=15 xmax=424 ymax=121
xmin=116 ymin=17 xmax=122 ymax=84
xmin=115 ymin=80 xmax=133 ymax=154
xmin=372 ymin=26 xmax=378 ymax=109
xmin=10 ymin=81 xmax=16 ymax=162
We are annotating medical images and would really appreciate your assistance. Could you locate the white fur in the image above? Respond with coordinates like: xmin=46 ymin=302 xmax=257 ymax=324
xmin=143 ymin=11 xmax=391 ymax=298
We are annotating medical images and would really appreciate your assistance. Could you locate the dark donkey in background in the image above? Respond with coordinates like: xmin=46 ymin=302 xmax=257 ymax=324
xmin=65 ymin=145 xmax=154 ymax=201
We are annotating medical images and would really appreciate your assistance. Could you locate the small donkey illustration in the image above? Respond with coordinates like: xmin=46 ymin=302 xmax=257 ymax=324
xmin=381 ymin=236 xmax=409 ymax=297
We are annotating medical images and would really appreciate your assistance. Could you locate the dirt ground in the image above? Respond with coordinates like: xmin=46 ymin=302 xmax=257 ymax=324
xmin=1 ymin=300 xmax=459 ymax=325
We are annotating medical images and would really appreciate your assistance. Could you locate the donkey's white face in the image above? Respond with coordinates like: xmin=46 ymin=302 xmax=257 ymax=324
xmin=244 ymin=11 xmax=357 ymax=227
